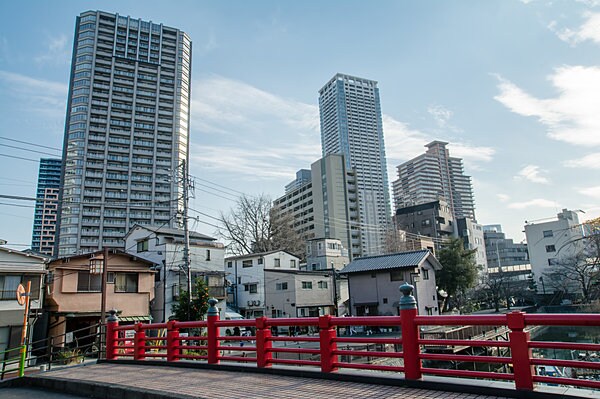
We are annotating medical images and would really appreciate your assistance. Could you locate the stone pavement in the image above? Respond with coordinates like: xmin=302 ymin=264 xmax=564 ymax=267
xmin=20 ymin=363 xmax=511 ymax=399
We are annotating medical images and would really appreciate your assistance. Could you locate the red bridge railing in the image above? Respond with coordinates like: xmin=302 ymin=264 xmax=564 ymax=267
xmin=105 ymin=284 xmax=600 ymax=393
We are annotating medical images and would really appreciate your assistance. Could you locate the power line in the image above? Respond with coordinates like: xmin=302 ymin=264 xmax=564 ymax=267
xmin=0 ymin=136 xmax=62 ymax=152
xmin=0 ymin=153 xmax=40 ymax=163
xmin=1 ymin=143 xmax=61 ymax=158
xmin=0 ymin=202 xmax=34 ymax=208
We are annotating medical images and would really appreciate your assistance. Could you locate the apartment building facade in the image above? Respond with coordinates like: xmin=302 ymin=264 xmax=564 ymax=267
xmin=56 ymin=10 xmax=192 ymax=256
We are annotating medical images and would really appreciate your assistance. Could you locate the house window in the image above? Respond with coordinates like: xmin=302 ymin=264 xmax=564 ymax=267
xmin=302 ymin=281 xmax=313 ymax=289
xmin=290 ymin=259 xmax=296 ymax=268
xmin=115 ymin=273 xmax=138 ymax=293
xmin=242 ymin=260 xmax=253 ymax=268
xmin=545 ymin=245 xmax=556 ymax=253
xmin=245 ymin=283 xmax=257 ymax=293
xmin=107 ymin=272 xmax=115 ymax=284
xmin=206 ymin=249 xmax=211 ymax=261
xmin=0 ymin=275 xmax=21 ymax=300
xmin=311 ymin=263 xmax=319 ymax=271
xmin=422 ymin=269 xmax=429 ymax=280
xmin=77 ymin=271 xmax=102 ymax=292
xmin=390 ymin=270 xmax=403 ymax=281
xmin=137 ymin=239 xmax=148 ymax=252
xmin=383 ymin=297 xmax=388 ymax=304
xmin=276 ymin=282 xmax=288 ymax=290
xmin=543 ymin=230 xmax=553 ymax=238
xmin=258 ymin=258 xmax=263 ymax=265
xmin=318 ymin=281 xmax=328 ymax=289
xmin=274 ymin=258 xmax=281 ymax=267
xmin=227 ymin=261 xmax=233 ymax=268
xmin=548 ymin=258 xmax=559 ymax=266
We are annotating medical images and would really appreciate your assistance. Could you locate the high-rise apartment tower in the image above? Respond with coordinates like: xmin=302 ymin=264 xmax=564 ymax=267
xmin=393 ymin=141 xmax=475 ymax=221
xmin=56 ymin=10 xmax=192 ymax=256
xmin=319 ymin=74 xmax=391 ymax=256
xmin=31 ymin=158 xmax=62 ymax=256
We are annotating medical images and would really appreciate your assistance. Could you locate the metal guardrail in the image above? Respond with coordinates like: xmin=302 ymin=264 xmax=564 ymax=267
xmin=0 ymin=323 xmax=103 ymax=380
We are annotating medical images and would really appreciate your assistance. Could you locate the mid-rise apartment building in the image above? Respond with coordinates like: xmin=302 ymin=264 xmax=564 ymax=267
xmin=524 ymin=209 xmax=586 ymax=294
xmin=56 ymin=10 xmax=191 ymax=256
xmin=274 ymin=154 xmax=361 ymax=260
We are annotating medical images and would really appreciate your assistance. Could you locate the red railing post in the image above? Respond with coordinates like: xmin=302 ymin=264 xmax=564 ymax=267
xmin=133 ymin=323 xmax=146 ymax=361
xmin=207 ymin=298 xmax=220 ymax=364
xmin=166 ymin=320 xmax=180 ymax=362
xmin=507 ymin=311 xmax=534 ymax=391
xmin=400 ymin=282 xmax=422 ymax=380
xmin=105 ymin=310 xmax=119 ymax=360
xmin=255 ymin=316 xmax=272 ymax=368
xmin=319 ymin=314 xmax=338 ymax=373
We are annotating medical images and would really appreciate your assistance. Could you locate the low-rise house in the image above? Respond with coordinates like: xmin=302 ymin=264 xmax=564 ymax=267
xmin=45 ymin=250 xmax=156 ymax=344
xmin=0 ymin=247 xmax=47 ymax=353
xmin=124 ymin=225 xmax=226 ymax=322
xmin=225 ymin=250 xmax=300 ymax=318
xmin=264 ymin=269 xmax=337 ymax=319
xmin=340 ymin=250 xmax=442 ymax=316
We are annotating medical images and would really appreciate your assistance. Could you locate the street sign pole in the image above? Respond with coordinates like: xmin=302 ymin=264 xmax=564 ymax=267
xmin=17 ymin=281 xmax=31 ymax=377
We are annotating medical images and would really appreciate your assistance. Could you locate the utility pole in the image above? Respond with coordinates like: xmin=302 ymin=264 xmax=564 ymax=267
xmin=181 ymin=160 xmax=192 ymax=320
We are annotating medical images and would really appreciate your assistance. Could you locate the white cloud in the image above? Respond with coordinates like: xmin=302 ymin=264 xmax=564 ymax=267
xmin=448 ymin=143 xmax=495 ymax=163
xmin=579 ymin=185 xmax=600 ymax=199
xmin=551 ymin=12 xmax=600 ymax=46
xmin=190 ymin=76 xmax=494 ymax=181
xmin=427 ymin=104 xmax=453 ymax=128
xmin=34 ymin=34 xmax=70 ymax=66
xmin=514 ymin=165 xmax=550 ymax=184
xmin=563 ymin=153 xmax=600 ymax=169
xmin=508 ymin=198 xmax=560 ymax=209
xmin=494 ymin=66 xmax=600 ymax=146
xmin=0 ymin=70 xmax=67 ymax=117
xmin=189 ymin=75 xmax=320 ymax=180
xmin=497 ymin=194 xmax=510 ymax=202
xmin=383 ymin=115 xmax=495 ymax=166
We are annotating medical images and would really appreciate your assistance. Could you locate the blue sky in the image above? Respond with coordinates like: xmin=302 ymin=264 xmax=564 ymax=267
xmin=1 ymin=0 xmax=599 ymax=250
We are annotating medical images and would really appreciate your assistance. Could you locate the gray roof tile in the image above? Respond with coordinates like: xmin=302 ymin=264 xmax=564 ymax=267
xmin=340 ymin=250 xmax=434 ymax=274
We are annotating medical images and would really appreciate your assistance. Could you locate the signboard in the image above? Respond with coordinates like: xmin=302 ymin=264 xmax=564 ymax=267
xmin=65 ymin=332 xmax=74 ymax=344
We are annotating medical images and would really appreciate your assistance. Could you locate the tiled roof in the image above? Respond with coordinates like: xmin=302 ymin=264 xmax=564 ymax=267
xmin=340 ymin=250 xmax=437 ymax=274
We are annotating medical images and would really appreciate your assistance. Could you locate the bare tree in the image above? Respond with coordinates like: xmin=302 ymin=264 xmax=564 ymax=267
xmin=218 ymin=194 xmax=304 ymax=259
xmin=270 ymin=207 xmax=305 ymax=260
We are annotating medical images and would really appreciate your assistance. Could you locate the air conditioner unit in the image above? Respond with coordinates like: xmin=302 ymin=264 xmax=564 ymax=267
xmin=247 ymin=300 xmax=253 ymax=306
xmin=253 ymin=300 xmax=260 ymax=306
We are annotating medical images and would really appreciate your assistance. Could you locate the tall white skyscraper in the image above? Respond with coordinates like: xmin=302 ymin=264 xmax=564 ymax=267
xmin=393 ymin=141 xmax=476 ymax=221
xmin=319 ymin=74 xmax=391 ymax=256
xmin=56 ymin=10 xmax=192 ymax=256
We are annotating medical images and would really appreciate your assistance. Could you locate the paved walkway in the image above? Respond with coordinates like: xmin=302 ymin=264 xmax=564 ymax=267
xmin=24 ymin=363 xmax=509 ymax=399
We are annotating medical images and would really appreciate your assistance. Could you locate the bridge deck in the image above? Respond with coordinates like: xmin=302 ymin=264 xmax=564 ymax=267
xmin=22 ymin=363 xmax=511 ymax=399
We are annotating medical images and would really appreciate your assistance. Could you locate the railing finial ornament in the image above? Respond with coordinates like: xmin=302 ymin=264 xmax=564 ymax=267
xmin=107 ymin=308 xmax=119 ymax=322
xmin=207 ymin=298 xmax=219 ymax=316
xmin=399 ymin=282 xmax=416 ymax=310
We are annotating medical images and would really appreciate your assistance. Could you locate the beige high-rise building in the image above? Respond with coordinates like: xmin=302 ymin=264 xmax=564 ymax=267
xmin=57 ymin=11 xmax=192 ymax=256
